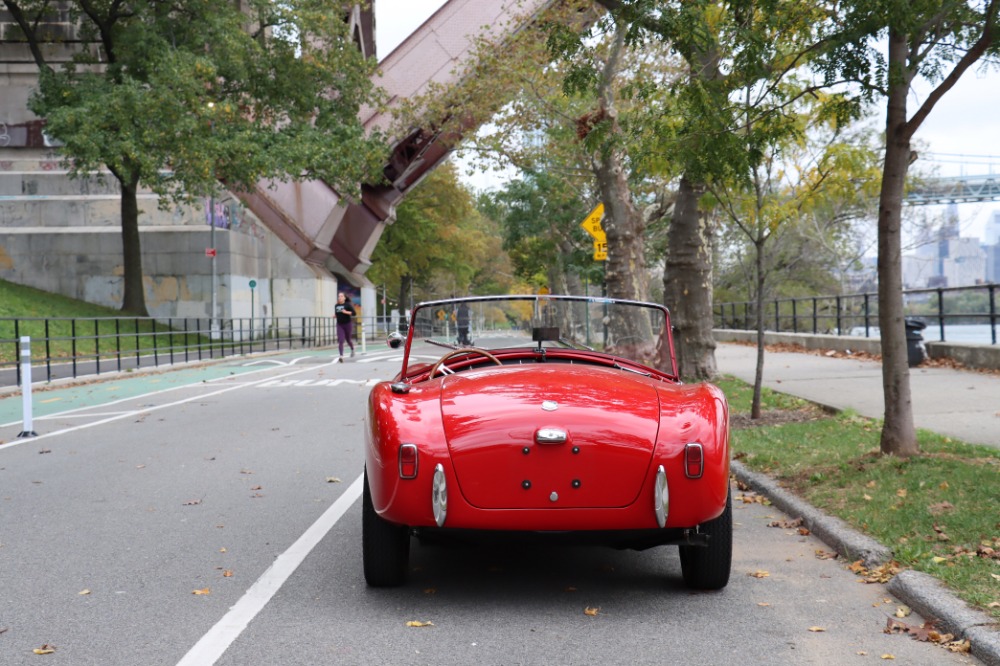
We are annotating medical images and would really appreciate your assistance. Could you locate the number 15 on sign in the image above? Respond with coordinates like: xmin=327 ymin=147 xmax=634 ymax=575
xmin=593 ymin=241 xmax=607 ymax=261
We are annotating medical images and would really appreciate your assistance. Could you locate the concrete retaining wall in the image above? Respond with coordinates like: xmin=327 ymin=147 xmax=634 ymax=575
xmin=0 ymin=150 xmax=339 ymax=321
xmin=714 ymin=329 xmax=1000 ymax=371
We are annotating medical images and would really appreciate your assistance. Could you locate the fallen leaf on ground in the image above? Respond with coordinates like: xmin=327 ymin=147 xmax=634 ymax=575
xmin=78 ymin=589 xmax=90 ymax=595
xmin=326 ymin=477 xmax=341 ymax=483
xmin=192 ymin=588 xmax=211 ymax=595
xmin=33 ymin=645 xmax=56 ymax=654
xmin=182 ymin=499 xmax=202 ymax=506
xmin=405 ymin=620 xmax=434 ymax=627
xmin=768 ymin=518 xmax=803 ymax=529
xmin=895 ymin=605 xmax=911 ymax=618
xmin=808 ymin=626 xmax=825 ymax=632
xmin=851 ymin=560 xmax=901 ymax=583
xmin=736 ymin=493 xmax=769 ymax=505
xmin=748 ymin=570 xmax=770 ymax=578
xmin=222 ymin=570 xmax=233 ymax=578
xmin=945 ymin=639 xmax=972 ymax=653
xmin=584 ymin=607 xmax=599 ymax=616
xmin=927 ymin=501 xmax=954 ymax=515
xmin=880 ymin=655 xmax=895 ymax=660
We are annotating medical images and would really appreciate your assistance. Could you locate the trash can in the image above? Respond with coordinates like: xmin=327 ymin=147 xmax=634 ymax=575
xmin=904 ymin=318 xmax=927 ymax=367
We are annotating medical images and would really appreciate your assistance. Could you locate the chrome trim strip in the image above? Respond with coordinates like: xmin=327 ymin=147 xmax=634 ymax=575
xmin=654 ymin=465 xmax=669 ymax=528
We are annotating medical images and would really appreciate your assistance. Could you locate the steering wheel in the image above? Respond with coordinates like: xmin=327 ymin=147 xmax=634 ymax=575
xmin=429 ymin=347 xmax=502 ymax=378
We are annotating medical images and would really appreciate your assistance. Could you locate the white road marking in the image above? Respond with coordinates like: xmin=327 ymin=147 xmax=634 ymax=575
xmin=242 ymin=356 xmax=316 ymax=367
xmin=4 ymin=352 xmax=370 ymax=664
xmin=255 ymin=378 xmax=381 ymax=388
xmin=0 ymin=361 xmax=340 ymax=449
xmin=0 ymin=363 xmax=304 ymax=430
xmin=358 ymin=353 xmax=438 ymax=363
xmin=175 ymin=473 xmax=364 ymax=666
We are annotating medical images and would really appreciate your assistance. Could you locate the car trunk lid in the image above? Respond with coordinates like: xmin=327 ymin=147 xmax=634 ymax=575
xmin=440 ymin=365 xmax=659 ymax=509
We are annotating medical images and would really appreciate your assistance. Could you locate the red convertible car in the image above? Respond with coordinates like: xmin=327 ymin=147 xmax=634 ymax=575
xmin=363 ymin=294 xmax=731 ymax=589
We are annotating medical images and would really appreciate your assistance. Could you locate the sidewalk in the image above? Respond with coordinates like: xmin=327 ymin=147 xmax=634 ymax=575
xmin=716 ymin=342 xmax=1000 ymax=449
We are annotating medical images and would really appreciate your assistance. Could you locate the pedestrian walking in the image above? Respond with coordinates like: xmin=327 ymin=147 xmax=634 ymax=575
xmin=334 ymin=292 xmax=356 ymax=361
xmin=456 ymin=302 xmax=471 ymax=346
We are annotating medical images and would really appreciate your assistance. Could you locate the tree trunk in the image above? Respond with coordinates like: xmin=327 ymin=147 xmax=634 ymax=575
xmin=592 ymin=25 xmax=646 ymax=305
xmin=398 ymin=275 xmax=412 ymax=321
xmin=664 ymin=175 xmax=717 ymax=380
xmin=596 ymin=153 xmax=647 ymax=303
xmin=119 ymin=179 xmax=149 ymax=316
xmin=751 ymin=237 xmax=766 ymax=419
xmin=877 ymin=30 xmax=919 ymax=457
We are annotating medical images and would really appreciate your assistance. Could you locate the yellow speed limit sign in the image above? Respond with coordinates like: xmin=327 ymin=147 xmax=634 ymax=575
xmin=593 ymin=240 xmax=607 ymax=261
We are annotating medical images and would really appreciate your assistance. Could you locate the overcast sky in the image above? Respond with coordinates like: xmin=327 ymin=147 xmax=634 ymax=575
xmin=374 ymin=1 xmax=1000 ymax=239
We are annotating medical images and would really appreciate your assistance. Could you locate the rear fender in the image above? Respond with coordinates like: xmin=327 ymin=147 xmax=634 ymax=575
xmin=653 ymin=382 xmax=730 ymax=527
xmin=366 ymin=381 xmax=448 ymax=521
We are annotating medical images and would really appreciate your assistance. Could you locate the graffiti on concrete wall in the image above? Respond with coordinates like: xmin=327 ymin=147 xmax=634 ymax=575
xmin=0 ymin=119 xmax=45 ymax=147
xmin=204 ymin=196 xmax=265 ymax=241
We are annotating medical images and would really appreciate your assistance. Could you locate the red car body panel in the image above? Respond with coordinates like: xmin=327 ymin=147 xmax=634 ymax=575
xmin=366 ymin=361 xmax=729 ymax=532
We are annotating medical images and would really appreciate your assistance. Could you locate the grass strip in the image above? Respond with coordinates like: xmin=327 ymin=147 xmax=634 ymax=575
xmin=717 ymin=376 xmax=1000 ymax=622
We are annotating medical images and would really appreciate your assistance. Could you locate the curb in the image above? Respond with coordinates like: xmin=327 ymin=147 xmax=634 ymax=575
xmin=731 ymin=460 xmax=1000 ymax=666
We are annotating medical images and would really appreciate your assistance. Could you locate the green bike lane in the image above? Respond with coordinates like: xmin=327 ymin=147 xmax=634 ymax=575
xmin=0 ymin=349 xmax=346 ymax=432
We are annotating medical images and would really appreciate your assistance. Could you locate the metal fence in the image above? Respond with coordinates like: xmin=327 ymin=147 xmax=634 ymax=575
xmin=714 ymin=283 xmax=999 ymax=345
xmin=1 ymin=316 xmax=337 ymax=387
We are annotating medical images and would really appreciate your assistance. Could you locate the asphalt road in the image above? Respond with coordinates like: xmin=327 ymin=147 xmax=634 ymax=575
xmin=0 ymin=349 xmax=982 ymax=665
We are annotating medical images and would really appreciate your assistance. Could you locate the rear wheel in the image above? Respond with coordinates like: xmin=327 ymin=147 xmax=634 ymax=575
xmin=679 ymin=489 xmax=732 ymax=590
xmin=362 ymin=469 xmax=410 ymax=587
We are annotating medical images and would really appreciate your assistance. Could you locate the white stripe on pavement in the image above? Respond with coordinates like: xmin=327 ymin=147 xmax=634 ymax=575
xmin=175 ymin=473 xmax=364 ymax=666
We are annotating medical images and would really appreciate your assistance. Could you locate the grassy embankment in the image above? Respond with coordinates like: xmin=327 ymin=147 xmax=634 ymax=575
xmin=0 ymin=277 xmax=205 ymax=368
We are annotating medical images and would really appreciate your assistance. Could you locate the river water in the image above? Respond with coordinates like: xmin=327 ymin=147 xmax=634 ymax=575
xmin=850 ymin=324 xmax=997 ymax=344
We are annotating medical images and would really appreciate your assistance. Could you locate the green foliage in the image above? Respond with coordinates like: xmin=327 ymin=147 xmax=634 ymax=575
xmin=367 ymin=162 xmax=511 ymax=302
xmin=713 ymin=120 xmax=883 ymax=303
xmin=478 ymin=172 xmax=600 ymax=289
xmin=21 ymin=0 xmax=387 ymax=201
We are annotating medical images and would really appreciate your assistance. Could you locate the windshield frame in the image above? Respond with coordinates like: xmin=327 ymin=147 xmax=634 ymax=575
xmin=398 ymin=294 xmax=677 ymax=381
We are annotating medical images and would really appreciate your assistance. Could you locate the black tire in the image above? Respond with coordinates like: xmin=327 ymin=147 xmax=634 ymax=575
xmin=362 ymin=469 xmax=410 ymax=587
xmin=679 ymin=489 xmax=732 ymax=590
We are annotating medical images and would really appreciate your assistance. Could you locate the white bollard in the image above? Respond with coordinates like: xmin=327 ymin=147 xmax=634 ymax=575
xmin=18 ymin=336 xmax=38 ymax=438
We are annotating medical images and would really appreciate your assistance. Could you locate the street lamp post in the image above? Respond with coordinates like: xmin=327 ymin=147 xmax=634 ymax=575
xmin=207 ymin=102 xmax=218 ymax=339
xmin=210 ymin=192 xmax=217 ymax=339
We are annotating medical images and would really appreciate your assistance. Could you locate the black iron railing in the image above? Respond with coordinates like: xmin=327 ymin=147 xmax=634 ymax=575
xmin=1 ymin=316 xmax=336 ymax=387
xmin=715 ymin=283 xmax=999 ymax=345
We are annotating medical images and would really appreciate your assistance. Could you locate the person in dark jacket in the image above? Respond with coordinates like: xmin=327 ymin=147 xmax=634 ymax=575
xmin=456 ymin=303 xmax=471 ymax=346
xmin=334 ymin=292 xmax=356 ymax=361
